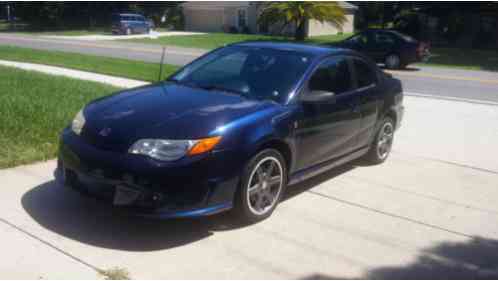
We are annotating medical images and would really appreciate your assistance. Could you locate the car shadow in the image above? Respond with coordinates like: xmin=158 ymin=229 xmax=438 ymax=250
xmin=21 ymin=162 xmax=358 ymax=252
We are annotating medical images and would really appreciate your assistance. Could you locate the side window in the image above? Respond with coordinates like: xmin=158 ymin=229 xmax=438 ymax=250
xmin=353 ymin=59 xmax=376 ymax=88
xmin=348 ymin=34 xmax=369 ymax=45
xmin=375 ymin=33 xmax=396 ymax=45
xmin=308 ymin=57 xmax=352 ymax=95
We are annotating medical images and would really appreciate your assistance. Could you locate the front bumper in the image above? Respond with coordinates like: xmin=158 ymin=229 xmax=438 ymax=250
xmin=57 ymin=128 xmax=241 ymax=218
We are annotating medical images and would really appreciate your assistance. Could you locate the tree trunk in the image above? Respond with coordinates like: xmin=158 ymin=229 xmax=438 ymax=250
xmin=294 ymin=20 xmax=306 ymax=41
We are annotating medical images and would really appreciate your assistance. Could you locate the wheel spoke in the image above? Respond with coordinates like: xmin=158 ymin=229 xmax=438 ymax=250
xmin=256 ymin=167 xmax=265 ymax=183
xmin=248 ymin=183 xmax=261 ymax=195
xmin=256 ymin=194 xmax=265 ymax=210
xmin=267 ymin=176 xmax=281 ymax=187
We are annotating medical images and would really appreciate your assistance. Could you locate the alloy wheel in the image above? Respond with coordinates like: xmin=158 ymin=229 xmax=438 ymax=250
xmin=385 ymin=55 xmax=400 ymax=69
xmin=377 ymin=122 xmax=394 ymax=160
xmin=246 ymin=156 xmax=283 ymax=216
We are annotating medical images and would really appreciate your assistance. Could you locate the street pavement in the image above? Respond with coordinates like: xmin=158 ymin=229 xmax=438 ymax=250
xmin=1 ymin=95 xmax=498 ymax=279
xmin=0 ymin=33 xmax=497 ymax=103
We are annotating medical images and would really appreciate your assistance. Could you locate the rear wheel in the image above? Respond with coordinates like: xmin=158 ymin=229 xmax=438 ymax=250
xmin=234 ymin=149 xmax=287 ymax=223
xmin=364 ymin=117 xmax=395 ymax=164
xmin=385 ymin=54 xmax=401 ymax=69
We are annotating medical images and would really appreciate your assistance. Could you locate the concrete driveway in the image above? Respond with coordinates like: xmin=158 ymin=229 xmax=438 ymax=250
xmin=1 ymin=95 xmax=497 ymax=279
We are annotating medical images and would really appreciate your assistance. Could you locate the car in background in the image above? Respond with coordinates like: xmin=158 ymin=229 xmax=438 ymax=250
xmin=111 ymin=13 xmax=152 ymax=35
xmin=57 ymin=42 xmax=404 ymax=223
xmin=334 ymin=29 xmax=430 ymax=69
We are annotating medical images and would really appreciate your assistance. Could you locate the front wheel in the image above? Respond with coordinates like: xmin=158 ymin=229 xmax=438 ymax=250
xmin=234 ymin=149 xmax=287 ymax=223
xmin=364 ymin=117 xmax=395 ymax=164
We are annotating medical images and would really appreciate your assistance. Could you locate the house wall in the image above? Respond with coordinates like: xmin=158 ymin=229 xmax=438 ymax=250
xmin=307 ymin=14 xmax=354 ymax=37
xmin=184 ymin=8 xmax=224 ymax=32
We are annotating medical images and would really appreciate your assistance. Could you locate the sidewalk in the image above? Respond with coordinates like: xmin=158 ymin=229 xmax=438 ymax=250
xmin=0 ymin=59 xmax=147 ymax=88
xmin=41 ymin=31 xmax=206 ymax=41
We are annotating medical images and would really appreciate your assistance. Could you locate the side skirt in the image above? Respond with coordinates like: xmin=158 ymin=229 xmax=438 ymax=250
xmin=288 ymin=147 xmax=369 ymax=186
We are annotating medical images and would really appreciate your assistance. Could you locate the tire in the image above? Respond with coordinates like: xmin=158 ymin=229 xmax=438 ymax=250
xmin=385 ymin=54 xmax=401 ymax=69
xmin=126 ymin=28 xmax=132 ymax=35
xmin=234 ymin=149 xmax=287 ymax=223
xmin=364 ymin=117 xmax=395 ymax=164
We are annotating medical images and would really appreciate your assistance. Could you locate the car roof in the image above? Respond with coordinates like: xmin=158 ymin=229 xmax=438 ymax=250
xmin=231 ymin=41 xmax=352 ymax=58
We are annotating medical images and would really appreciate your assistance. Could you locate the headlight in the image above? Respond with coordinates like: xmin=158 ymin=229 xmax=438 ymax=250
xmin=129 ymin=136 xmax=221 ymax=161
xmin=71 ymin=109 xmax=86 ymax=135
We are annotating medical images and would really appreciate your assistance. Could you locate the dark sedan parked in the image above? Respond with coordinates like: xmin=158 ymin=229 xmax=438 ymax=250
xmin=57 ymin=42 xmax=404 ymax=223
xmin=111 ymin=13 xmax=152 ymax=35
xmin=335 ymin=29 xmax=430 ymax=69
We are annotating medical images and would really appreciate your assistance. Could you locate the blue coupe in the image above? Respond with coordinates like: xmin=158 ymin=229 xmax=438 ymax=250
xmin=57 ymin=42 xmax=404 ymax=222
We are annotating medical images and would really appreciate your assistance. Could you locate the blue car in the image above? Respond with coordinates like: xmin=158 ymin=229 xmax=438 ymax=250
xmin=57 ymin=42 xmax=404 ymax=223
xmin=111 ymin=13 xmax=151 ymax=35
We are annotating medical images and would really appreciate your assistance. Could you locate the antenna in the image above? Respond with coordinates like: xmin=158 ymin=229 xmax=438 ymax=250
xmin=158 ymin=46 xmax=166 ymax=82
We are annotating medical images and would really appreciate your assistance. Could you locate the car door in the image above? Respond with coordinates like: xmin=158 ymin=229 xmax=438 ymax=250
xmin=351 ymin=57 xmax=380 ymax=149
xmin=294 ymin=56 xmax=361 ymax=171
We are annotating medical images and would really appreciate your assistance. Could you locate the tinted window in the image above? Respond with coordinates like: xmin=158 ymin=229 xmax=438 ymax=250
xmin=375 ymin=33 xmax=396 ymax=45
xmin=347 ymin=33 xmax=369 ymax=45
xmin=353 ymin=59 xmax=376 ymax=88
xmin=308 ymin=57 xmax=352 ymax=95
xmin=170 ymin=46 xmax=313 ymax=103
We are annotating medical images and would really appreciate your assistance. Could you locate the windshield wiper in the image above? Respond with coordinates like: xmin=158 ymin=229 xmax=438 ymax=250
xmin=198 ymin=84 xmax=248 ymax=97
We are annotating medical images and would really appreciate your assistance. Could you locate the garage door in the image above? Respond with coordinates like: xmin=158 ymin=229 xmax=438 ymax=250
xmin=185 ymin=9 xmax=224 ymax=32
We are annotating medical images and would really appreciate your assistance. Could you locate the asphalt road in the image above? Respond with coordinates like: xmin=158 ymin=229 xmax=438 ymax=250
xmin=1 ymin=33 xmax=497 ymax=103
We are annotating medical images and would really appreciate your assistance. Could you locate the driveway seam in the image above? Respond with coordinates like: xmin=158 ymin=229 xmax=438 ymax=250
xmin=306 ymin=190 xmax=475 ymax=239
xmin=0 ymin=217 xmax=102 ymax=274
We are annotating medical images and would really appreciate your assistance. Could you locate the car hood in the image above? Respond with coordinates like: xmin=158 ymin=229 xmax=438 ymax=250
xmin=81 ymin=83 xmax=275 ymax=151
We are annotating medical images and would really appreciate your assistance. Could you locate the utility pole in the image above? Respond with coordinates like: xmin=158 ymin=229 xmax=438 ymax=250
xmin=6 ymin=3 xmax=10 ymax=22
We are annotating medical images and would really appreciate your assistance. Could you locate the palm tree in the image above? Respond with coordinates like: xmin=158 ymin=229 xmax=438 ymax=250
xmin=258 ymin=2 xmax=347 ymax=41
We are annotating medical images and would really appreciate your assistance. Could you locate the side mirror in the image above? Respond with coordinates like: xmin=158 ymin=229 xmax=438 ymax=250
xmin=300 ymin=90 xmax=336 ymax=104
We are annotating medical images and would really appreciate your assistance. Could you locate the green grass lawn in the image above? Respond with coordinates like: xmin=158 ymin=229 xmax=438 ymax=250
xmin=0 ymin=45 xmax=179 ymax=81
xmin=418 ymin=47 xmax=498 ymax=72
xmin=127 ymin=32 xmax=352 ymax=50
xmin=0 ymin=65 xmax=120 ymax=168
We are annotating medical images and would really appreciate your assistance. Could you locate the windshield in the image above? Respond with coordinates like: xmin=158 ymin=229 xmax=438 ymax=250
xmin=169 ymin=46 xmax=313 ymax=103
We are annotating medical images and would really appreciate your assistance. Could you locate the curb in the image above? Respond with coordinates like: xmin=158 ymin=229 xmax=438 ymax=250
xmin=404 ymin=92 xmax=498 ymax=107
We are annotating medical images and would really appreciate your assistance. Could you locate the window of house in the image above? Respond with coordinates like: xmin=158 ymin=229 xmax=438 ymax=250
xmin=308 ymin=57 xmax=352 ymax=95
xmin=238 ymin=9 xmax=247 ymax=28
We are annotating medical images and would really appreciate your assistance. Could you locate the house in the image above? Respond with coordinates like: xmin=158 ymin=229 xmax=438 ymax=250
xmin=182 ymin=1 xmax=357 ymax=36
